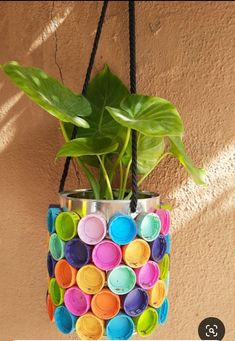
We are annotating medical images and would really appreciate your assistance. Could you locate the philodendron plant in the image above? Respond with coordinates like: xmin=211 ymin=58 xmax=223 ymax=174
xmin=1 ymin=61 xmax=206 ymax=199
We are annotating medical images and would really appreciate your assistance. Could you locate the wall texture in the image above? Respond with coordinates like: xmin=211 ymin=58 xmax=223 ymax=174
xmin=0 ymin=1 xmax=234 ymax=340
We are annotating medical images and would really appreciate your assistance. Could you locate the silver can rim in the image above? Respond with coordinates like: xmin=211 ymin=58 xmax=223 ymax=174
xmin=59 ymin=188 xmax=160 ymax=203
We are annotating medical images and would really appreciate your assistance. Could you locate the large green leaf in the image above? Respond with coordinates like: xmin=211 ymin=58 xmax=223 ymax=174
xmin=57 ymin=137 xmax=119 ymax=158
xmin=75 ymin=64 xmax=129 ymax=137
xmin=169 ymin=136 xmax=207 ymax=185
xmin=63 ymin=64 xmax=130 ymax=168
xmin=106 ymin=94 xmax=184 ymax=137
xmin=123 ymin=134 xmax=165 ymax=174
xmin=1 ymin=61 xmax=91 ymax=128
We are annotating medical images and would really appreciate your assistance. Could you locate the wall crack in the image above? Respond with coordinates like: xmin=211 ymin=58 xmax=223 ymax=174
xmin=51 ymin=0 xmax=64 ymax=84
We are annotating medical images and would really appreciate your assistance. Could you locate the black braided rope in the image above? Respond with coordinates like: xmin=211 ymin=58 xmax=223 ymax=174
xmin=59 ymin=0 xmax=138 ymax=210
xmin=129 ymin=0 xmax=138 ymax=212
xmin=59 ymin=0 xmax=108 ymax=193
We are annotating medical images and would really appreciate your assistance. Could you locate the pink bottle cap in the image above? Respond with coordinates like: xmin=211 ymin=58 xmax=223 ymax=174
xmin=134 ymin=261 xmax=160 ymax=290
xmin=64 ymin=286 xmax=91 ymax=316
xmin=92 ymin=240 xmax=122 ymax=271
xmin=78 ymin=213 xmax=107 ymax=245
xmin=154 ymin=209 xmax=170 ymax=235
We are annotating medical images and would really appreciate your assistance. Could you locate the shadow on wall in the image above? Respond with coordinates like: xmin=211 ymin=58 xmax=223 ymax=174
xmin=0 ymin=1 xmax=81 ymax=197
xmin=0 ymin=1 xmax=234 ymax=341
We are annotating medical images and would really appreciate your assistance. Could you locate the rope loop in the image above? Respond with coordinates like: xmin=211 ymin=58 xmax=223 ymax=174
xmin=59 ymin=1 xmax=108 ymax=193
xmin=59 ymin=0 xmax=138 ymax=213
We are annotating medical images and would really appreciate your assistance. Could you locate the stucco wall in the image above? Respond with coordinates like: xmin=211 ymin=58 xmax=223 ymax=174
xmin=0 ymin=1 xmax=234 ymax=340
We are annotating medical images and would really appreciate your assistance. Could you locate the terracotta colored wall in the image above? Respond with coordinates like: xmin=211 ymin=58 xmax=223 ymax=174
xmin=0 ymin=1 xmax=234 ymax=340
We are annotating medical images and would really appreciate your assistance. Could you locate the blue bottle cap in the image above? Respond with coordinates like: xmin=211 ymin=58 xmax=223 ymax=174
xmin=54 ymin=305 xmax=77 ymax=334
xmin=165 ymin=233 xmax=171 ymax=254
xmin=157 ymin=297 xmax=169 ymax=325
xmin=47 ymin=206 xmax=63 ymax=234
xmin=106 ymin=313 xmax=134 ymax=340
xmin=108 ymin=213 xmax=136 ymax=245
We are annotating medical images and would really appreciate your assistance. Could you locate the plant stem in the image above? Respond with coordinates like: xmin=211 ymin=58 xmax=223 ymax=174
xmin=60 ymin=121 xmax=70 ymax=142
xmin=59 ymin=122 xmax=100 ymax=199
xmin=124 ymin=152 xmax=170 ymax=200
xmin=119 ymin=158 xmax=132 ymax=199
xmin=118 ymin=161 xmax=124 ymax=199
xmin=109 ymin=128 xmax=131 ymax=186
xmin=99 ymin=155 xmax=107 ymax=198
xmin=97 ymin=155 xmax=113 ymax=200
xmin=77 ymin=158 xmax=100 ymax=199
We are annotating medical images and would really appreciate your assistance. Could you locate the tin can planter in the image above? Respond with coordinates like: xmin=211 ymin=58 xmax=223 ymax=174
xmin=46 ymin=189 xmax=171 ymax=339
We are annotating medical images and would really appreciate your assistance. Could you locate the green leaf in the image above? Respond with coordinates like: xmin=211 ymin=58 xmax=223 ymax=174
xmin=75 ymin=64 xmax=129 ymax=137
xmin=57 ymin=137 xmax=119 ymax=158
xmin=79 ymin=156 xmax=100 ymax=168
xmin=78 ymin=159 xmax=100 ymax=199
xmin=169 ymin=136 xmax=207 ymax=185
xmin=123 ymin=134 xmax=165 ymax=174
xmin=63 ymin=64 xmax=129 ymax=169
xmin=106 ymin=94 xmax=184 ymax=137
xmin=1 ymin=61 xmax=91 ymax=128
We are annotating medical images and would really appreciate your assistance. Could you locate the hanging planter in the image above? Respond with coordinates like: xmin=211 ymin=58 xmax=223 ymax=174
xmin=0 ymin=1 xmax=206 ymax=339
xmin=47 ymin=189 xmax=169 ymax=339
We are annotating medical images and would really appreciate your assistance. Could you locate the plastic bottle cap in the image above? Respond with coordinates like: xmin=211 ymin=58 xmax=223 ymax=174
xmin=133 ymin=307 xmax=158 ymax=336
xmin=165 ymin=233 xmax=171 ymax=254
xmin=123 ymin=287 xmax=149 ymax=317
xmin=55 ymin=259 xmax=77 ymax=289
xmin=148 ymin=280 xmax=166 ymax=308
xmin=151 ymin=235 xmax=167 ymax=262
xmin=65 ymin=238 xmax=91 ymax=269
xmin=106 ymin=313 xmax=134 ymax=340
xmin=108 ymin=213 xmax=137 ymax=245
xmin=136 ymin=213 xmax=161 ymax=241
xmin=46 ymin=294 xmax=55 ymax=322
xmin=49 ymin=278 xmax=64 ymax=306
xmin=157 ymin=297 xmax=169 ymax=325
xmin=165 ymin=272 xmax=170 ymax=295
xmin=47 ymin=207 xmax=62 ymax=234
xmin=107 ymin=265 xmax=136 ymax=295
xmin=55 ymin=211 xmax=79 ymax=241
xmin=159 ymin=253 xmax=169 ymax=280
xmin=78 ymin=213 xmax=107 ymax=245
xmin=49 ymin=233 xmax=65 ymax=261
xmin=123 ymin=239 xmax=150 ymax=268
xmin=54 ymin=305 xmax=77 ymax=334
xmin=64 ymin=286 xmax=91 ymax=316
xmin=92 ymin=240 xmax=122 ymax=271
xmin=91 ymin=289 xmax=120 ymax=320
xmin=76 ymin=313 xmax=104 ymax=340
xmin=134 ymin=261 xmax=160 ymax=289
xmin=76 ymin=264 xmax=105 ymax=294
xmin=154 ymin=209 xmax=170 ymax=235
xmin=47 ymin=251 xmax=57 ymax=277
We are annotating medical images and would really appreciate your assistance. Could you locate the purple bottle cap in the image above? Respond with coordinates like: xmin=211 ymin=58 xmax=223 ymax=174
xmin=123 ymin=287 xmax=149 ymax=317
xmin=47 ymin=252 xmax=57 ymax=277
xmin=65 ymin=238 xmax=92 ymax=269
xmin=151 ymin=234 xmax=167 ymax=262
